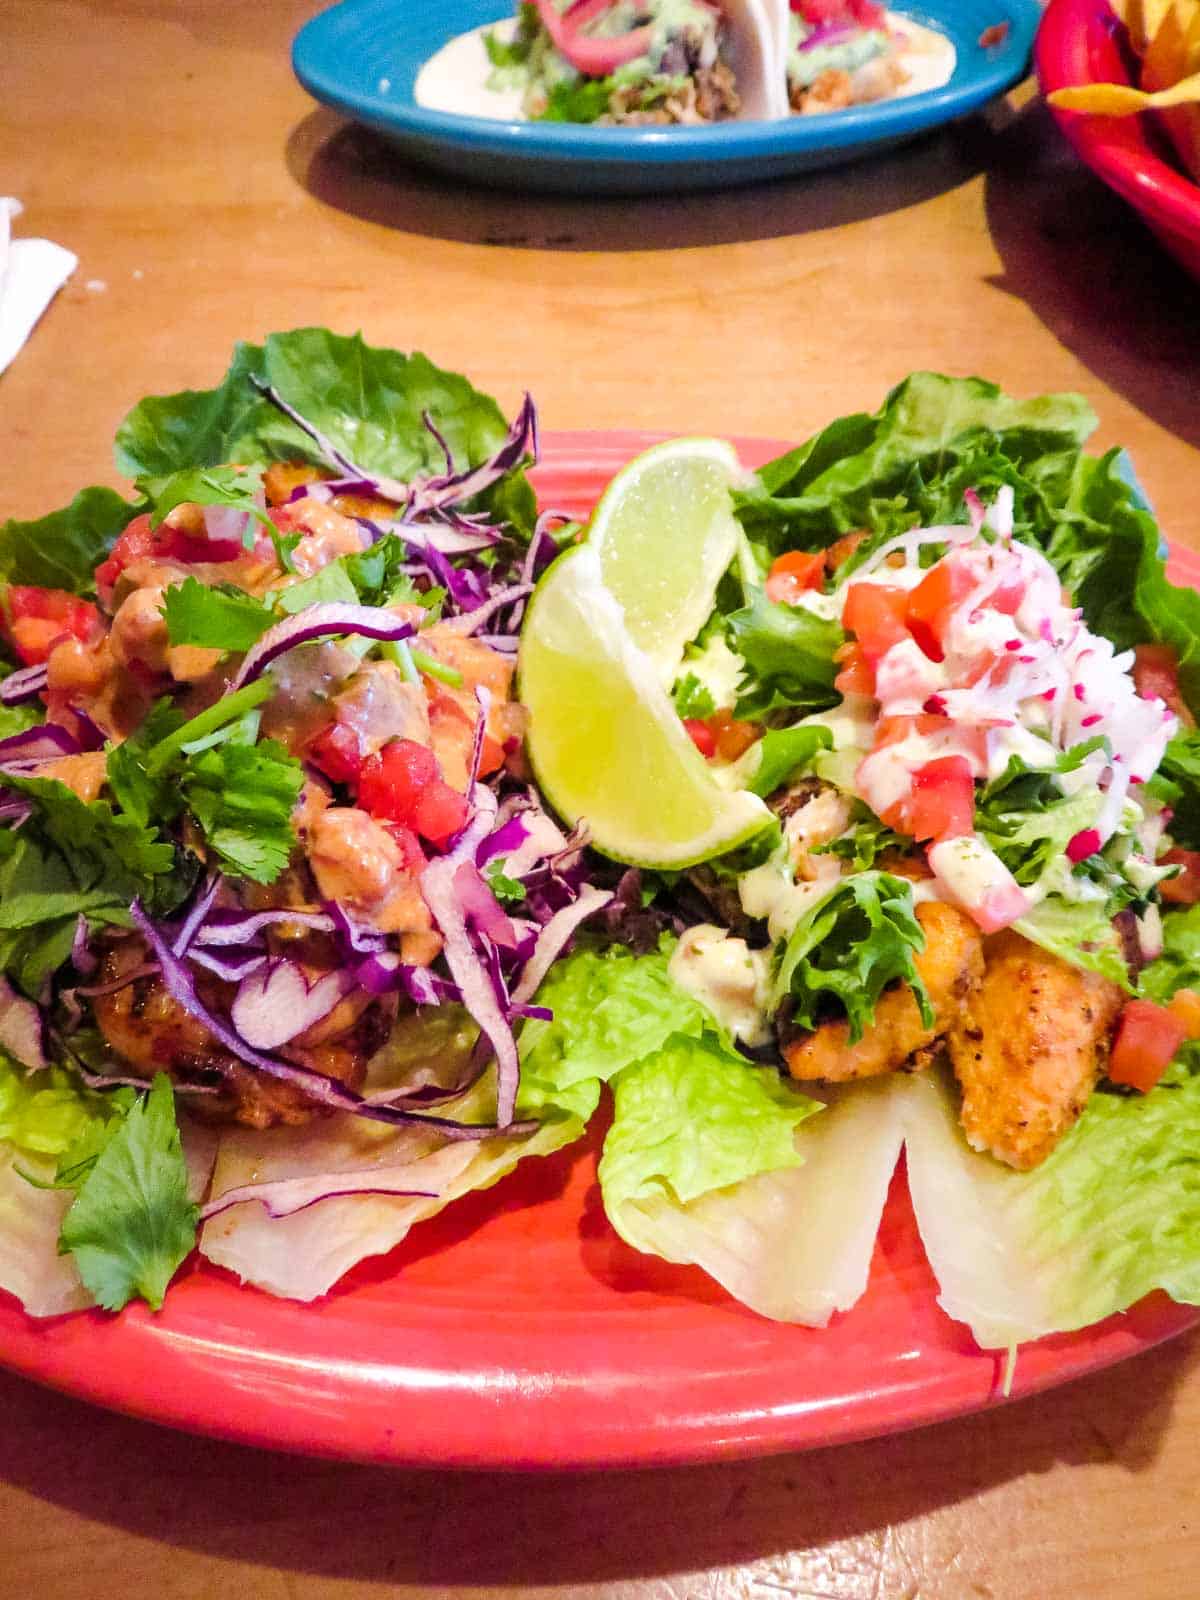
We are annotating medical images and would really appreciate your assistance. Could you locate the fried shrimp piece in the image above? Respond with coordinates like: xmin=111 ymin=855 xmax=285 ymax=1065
xmin=946 ymin=931 xmax=1123 ymax=1171
xmin=783 ymin=902 xmax=984 ymax=1082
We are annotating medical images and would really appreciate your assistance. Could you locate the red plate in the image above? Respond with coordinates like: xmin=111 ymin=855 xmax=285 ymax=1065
xmin=0 ymin=430 xmax=1196 ymax=1469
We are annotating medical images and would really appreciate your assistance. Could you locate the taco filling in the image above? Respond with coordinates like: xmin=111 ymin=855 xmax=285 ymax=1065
xmin=485 ymin=0 xmax=781 ymax=123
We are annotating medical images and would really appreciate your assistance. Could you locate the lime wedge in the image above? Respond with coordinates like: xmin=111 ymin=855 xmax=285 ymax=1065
xmin=519 ymin=545 xmax=771 ymax=868
xmin=585 ymin=436 xmax=744 ymax=682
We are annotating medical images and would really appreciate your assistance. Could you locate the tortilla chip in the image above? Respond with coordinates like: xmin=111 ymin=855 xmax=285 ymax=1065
xmin=1047 ymin=0 xmax=1200 ymax=180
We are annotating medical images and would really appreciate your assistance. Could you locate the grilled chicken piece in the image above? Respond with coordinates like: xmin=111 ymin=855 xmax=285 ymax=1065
xmin=946 ymin=930 xmax=1123 ymax=1170
xmin=783 ymin=902 xmax=984 ymax=1082
xmin=91 ymin=938 xmax=389 ymax=1130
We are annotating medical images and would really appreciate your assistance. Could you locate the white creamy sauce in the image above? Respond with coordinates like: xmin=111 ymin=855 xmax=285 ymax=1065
xmin=668 ymin=924 xmax=773 ymax=1045
xmin=885 ymin=16 xmax=957 ymax=99
xmin=414 ymin=12 xmax=955 ymax=123
xmin=415 ymin=20 xmax=528 ymax=121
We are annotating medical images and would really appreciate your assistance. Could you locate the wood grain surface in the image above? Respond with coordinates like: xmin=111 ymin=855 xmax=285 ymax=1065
xmin=4 ymin=2 xmax=1200 ymax=1596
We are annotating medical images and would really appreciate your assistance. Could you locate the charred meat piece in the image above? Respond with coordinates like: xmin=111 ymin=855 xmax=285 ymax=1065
xmin=90 ymin=938 xmax=390 ymax=1130
xmin=946 ymin=930 xmax=1124 ymax=1171
xmin=782 ymin=902 xmax=984 ymax=1082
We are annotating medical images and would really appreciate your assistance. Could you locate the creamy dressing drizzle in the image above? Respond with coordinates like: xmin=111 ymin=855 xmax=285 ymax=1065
xmin=414 ymin=12 xmax=955 ymax=122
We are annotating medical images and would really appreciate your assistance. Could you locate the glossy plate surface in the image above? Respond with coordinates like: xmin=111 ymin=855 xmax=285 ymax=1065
xmin=292 ymin=0 xmax=1042 ymax=193
xmin=1037 ymin=0 xmax=1200 ymax=279
xmin=1 ymin=430 xmax=1197 ymax=1469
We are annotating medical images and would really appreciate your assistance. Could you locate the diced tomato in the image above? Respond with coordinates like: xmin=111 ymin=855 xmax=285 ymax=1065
xmin=833 ymin=640 xmax=874 ymax=696
xmin=1159 ymin=848 xmax=1200 ymax=905
xmin=1109 ymin=999 xmax=1186 ymax=1093
xmin=306 ymin=721 xmax=366 ymax=786
xmin=478 ymin=732 xmax=506 ymax=778
xmin=824 ymin=529 xmax=868 ymax=573
xmin=708 ymin=708 xmax=760 ymax=761
xmin=765 ymin=550 xmax=826 ymax=607
xmin=842 ymin=584 xmax=911 ymax=664
xmin=683 ymin=718 xmax=716 ymax=758
xmin=358 ymin=739 xmax=439 ymax=818
xmin=1167 ymin=987 xmax=1200 ymax=1041
xmin=905 ymin=756 xmax=975 ymax=843
xmin=3 ymin=586 xmax=103 ymax=666
xmin=94 ymin=515 xmax=159 ymax=604
xmin=410 ymin=780 xmax=469 ymax=848
xmin=905 ymin=561 xmax=975 ymax=662
xmin=1133 ymin=642 xmax=1192 ymax=725
xmin=358 ymin=738 xmax=467 ymax=847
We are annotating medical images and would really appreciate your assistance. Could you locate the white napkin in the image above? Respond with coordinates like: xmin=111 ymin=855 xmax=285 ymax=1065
xmin=0 ymin=199 xmax=77 ymax=376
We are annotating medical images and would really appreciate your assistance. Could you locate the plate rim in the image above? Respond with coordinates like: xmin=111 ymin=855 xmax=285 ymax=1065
xmin=0 ymin=425 xmax=1197 ymax=1470
xmin=291 ymin=0 xmax=1043 ymax=169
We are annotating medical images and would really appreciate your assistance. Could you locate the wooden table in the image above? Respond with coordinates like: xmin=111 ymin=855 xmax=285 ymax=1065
xmin=4 ymin=3 xmax=1200 ymax=1596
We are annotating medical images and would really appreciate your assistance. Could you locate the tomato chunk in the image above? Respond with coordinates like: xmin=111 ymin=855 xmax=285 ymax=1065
xmin=4 ymin=586 xmax=102 ymax=666
xmin=1109 ymin=999 xmax=1186 ymax=1093
xmin=833 ymin=640 xmax=874 ymax=696
xmin=306 ymin=721 xmax=366 ymax=786
xmin=765 ymin=550 xmax=826 ymax=607
xmin=905 ymin=561 xmax=974 ymax=662
xmin=1168 ymin=987 xmax=1200 ymax=1041
xmin=709 ymin=708 xmax=760 ymax=761
xmin=842 ymin=584 xmax=911 ymax=664
xmin=358 ymin=739 xmax=468 ymax=848
xmin=683 ymin=718 xmax=716 ymax=759
xmin=907 ymin=755 xmax=975 ymax=842
xmin=1159 ymin=849 xmax=1200 ymax=905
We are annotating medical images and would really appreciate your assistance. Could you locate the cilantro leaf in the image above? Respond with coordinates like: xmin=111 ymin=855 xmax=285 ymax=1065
xmin=485 ymin=860 xmax=527 ymax=906
xmin=180 ymin=738 xmax=303 ymax=883
xmin=672 ymin=673 xmax=716 ymax=721
xmin=161 ymin=577 xmax=275 ymax=652
xmin=772 ymin=871 xmax=931 ymax=1043
xmin=140 ymin=465 xmax=274 ymax=544
xmin=58 ymin=1074 xmax=197 ymax=1312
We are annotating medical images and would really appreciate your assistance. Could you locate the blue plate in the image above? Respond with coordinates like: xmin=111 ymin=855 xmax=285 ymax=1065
xmin=293 ymin=0 xmax=1041 ymax=194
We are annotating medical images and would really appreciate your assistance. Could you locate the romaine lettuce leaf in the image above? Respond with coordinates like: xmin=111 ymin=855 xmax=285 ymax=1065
xmin=600 ymin=1046 xmax=907 ymax=1324
xmin=726 ymin=588 xmax=842 ymax=720
xmin=1140 ymin=903 xmax=1200 ymax=1004
xmin=600 ymin=1033 xmax=818 ymax=1209
xmin=114 ymin=330 xmax=533 ymax=533
xmin=199 ymin=1065 xmax=596 ymax=1302
xmin=734 ymin=373 xmax=1097 ymax=559
xmin=0 ymin=486 xmax=138 ymax=599
xmin=902 ymin=1064 xmax=1200 ymax=1348
xmin=517 ymin=939 xmax=716 ymax=1099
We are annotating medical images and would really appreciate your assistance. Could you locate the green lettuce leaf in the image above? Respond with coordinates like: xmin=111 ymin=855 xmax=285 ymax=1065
xmin=517 ymin=939 xmax=716 ymax=1101
xmin=0 ymin=1052 xmax=123 ymax=1159
xmin=600 ymin=1033 xmax=819 ymax=1213
xmin=726 ymin=589 xmax=842 ymax=720
xmin=1140 ymin=903 xmax=1200 ymax=1004
xmin=599 ymin=1073 xmax=903 ymax=1325
xmin=1013 ymin=895 xmax=1130 ymax=989
xmin=0 ymin=486 xmax=138 ymax=598
xmin=734 ymin=373 xmax=1097 ymax=560
xmin=771 ymin=871 xmax=931 ymax=1041
xmin=902 ymin=1064 xmax=1200 ymax=1347
xmin=114 ymin=330 xmax=532 ymax=534
xmin=742 ymin=724 xmax=832 ymax=798
xmin=58 ymin=1073 xmax=197 ymax=1312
